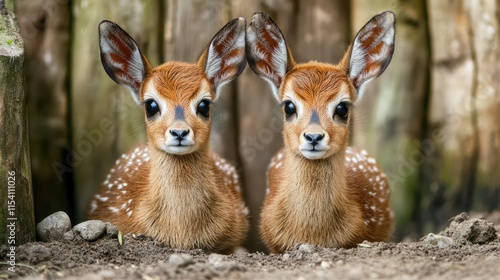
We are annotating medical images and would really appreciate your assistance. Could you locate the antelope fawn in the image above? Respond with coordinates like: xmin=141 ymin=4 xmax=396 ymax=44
xmin=246 ymin=11 xmax=396 ymax=253
xmin=87 ymin=18 xmax=249 ymax=253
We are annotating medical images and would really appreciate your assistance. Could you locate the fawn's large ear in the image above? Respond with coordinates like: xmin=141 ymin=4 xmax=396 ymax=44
xmin=99 ymin=20 xmax=152 ymax=104
xmin=343 ymin=11 xmax=395 ymax=100
xmin=197 ymin=17 xmax=247 ymax=100
xmin=246 ymin=12 xmax=295 ymax=101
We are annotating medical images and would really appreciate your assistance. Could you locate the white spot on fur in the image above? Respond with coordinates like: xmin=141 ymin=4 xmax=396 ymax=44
xmin=108 ymin=206 xmax=119 ymax=213
xmin=95 ymin=194 xmax=108 ymax=202
xmin=89 ymin=200 xmax=97 ymax=213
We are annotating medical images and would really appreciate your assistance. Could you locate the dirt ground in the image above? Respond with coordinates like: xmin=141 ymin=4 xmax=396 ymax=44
xmin=2 ymin=212 xmax=500 ymax=280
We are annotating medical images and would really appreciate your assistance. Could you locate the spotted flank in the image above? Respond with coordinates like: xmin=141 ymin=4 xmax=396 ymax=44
xmin=266 ymin=151 xmax=285 ymax=197
xmin=345 ymin=147 xmax=392 ymax=227
xmin=88 ymin=146 xmax=150 ymax=218
xmin=213 ymin=154 xmax=240 ymax=191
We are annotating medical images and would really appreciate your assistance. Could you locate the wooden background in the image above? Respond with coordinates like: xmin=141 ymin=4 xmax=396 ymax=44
xmin=14 ymin=0 xmax=500 ymax=252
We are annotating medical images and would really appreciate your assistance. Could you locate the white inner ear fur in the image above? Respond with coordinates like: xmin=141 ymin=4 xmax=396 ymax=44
xmin=247 ymin=27 xmax=287 ymax=101
xmin=143 ymin=81 xmax=168 ymax=118
xmin=190 ymin=80 xmax=213 ymax=116
xmin=271 ymin=37 xmax=288 ymax=81
xmin=267 ymin=80 xmax=281 ymax=102
xmin=348 ymin=21 xmax=394 ymax=99
xmin=205 ymin=24 xmax=246 ymax=98
xmin=100 ymin=29 xmax=145 ymax=104
xmin=124 ymin=85 xmax=141 ymax=105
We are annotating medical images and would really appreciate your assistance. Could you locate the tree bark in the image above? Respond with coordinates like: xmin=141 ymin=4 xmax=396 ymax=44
xmin=0 ymin=1 xmax=35 ymax=245
xmin=16 ymin=0 xmax=71 ymax=223
xmin=424 ymin=0 xmax=478 ymax=232
xmin=71 ymin=0 xmax=160 ymax=222
xmin=351 ymin=0 xmax=431 ymax=239
xmin=464 ymin=0 xmax=500 ymax=213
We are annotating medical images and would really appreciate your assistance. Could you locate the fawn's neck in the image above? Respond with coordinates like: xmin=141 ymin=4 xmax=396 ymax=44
xmin=147 ymin=144 xmax=214 ymax=193
xmin=286 ymin=149 xmax=347 ymax=194
xmin=282 ymin=149 xmax=355 ymax=217
xmin=136 ymin=144 xmax=221 ymax=230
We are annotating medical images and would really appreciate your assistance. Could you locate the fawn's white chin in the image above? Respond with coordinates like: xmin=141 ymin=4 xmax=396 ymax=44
xmin=163 ymin=145 xmax=196 ymax=155
xmin=300 ymin=149 xmax=328 ymax=160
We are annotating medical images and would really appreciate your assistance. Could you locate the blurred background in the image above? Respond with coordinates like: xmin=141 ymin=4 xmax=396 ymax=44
xmin=13 ymin=0 xmax=499 ymax=252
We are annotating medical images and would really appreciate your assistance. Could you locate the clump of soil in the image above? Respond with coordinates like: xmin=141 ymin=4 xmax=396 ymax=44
xmin=1 ymin=212 xmax=500 ymax=279
xmin=440 ymin=212 xmax=497 ymax=244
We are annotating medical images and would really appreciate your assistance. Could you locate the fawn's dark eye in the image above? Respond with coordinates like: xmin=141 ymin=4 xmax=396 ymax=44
xmin=145 ymin=99 xmax=160 ymax=118
xmin=334 ymin=102 xmax=349 ymax=120
xmin=284 ymin=101 xmax=296 ymax=119
xmin=197 ymin=99 xmax=211 ymax=118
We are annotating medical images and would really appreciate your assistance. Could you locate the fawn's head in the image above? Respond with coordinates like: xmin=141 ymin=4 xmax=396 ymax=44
xmin=99 ymin=18 xmax=246 ymax=155
xmin=246 ymin=12 xmax=395 ymax=160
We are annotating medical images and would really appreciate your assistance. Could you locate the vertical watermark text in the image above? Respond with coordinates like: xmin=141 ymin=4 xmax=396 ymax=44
xmin=6 ymin=170 xmax=17 ymax=272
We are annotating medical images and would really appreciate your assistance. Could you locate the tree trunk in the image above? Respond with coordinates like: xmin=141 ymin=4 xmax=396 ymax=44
xmin=424 ymin=0 xmax=479 ymax=232
xmin=16 ymin=0 xmax=72 ymax=223
xmin=0 ymin=1 xmax=35 ymax=245
xmin=351 ymin=0 xmax=431 ymax=239
xmin=465 ymin=0 xmax=500 ymax=214
xmin=71 ymin=0 xmax=160 ymax=222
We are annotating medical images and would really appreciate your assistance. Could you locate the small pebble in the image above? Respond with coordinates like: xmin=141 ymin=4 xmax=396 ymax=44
xmin=73 ymin=220 xmax=106 ymax=241
xmin=105 ymin=222 xmax=119 ymax=237
xmin=168 ymin=253 xmax=193 ymax=267
xmin=36 ymin=211 xmax=72 ymax=242
xmin=320 ymin=261 xmax=331 ymax=269
xmin=282 ymin=253 xmax=291 ymax=261
xmin=421 ymin=233 xmax=454 ymax=248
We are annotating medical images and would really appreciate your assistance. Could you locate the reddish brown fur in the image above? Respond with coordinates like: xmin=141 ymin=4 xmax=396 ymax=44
xmin=88 ymin=62 xmax=248 ymax=253
xmin=247 ymin=12 xmax=396 ymax=253
xmin=261 ymin=61 xmax=393 ymax=253
xmin=89 ymin=19 xmax=248 ymax=253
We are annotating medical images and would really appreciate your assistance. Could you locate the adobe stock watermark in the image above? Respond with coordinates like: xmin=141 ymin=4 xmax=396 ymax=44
xmin=5 ymin=170 xmax=17 ymax=273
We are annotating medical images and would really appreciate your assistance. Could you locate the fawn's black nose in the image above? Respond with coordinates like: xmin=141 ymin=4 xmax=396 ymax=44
xmin=170 ymin=129 xmax=190 ymax=141
xmin=304 ymin=133 xmax=325 ymax=146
